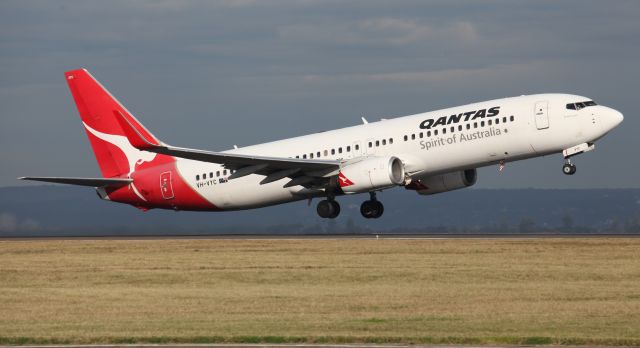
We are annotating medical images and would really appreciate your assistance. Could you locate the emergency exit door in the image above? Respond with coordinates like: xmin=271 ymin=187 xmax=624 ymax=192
xmin=160 ymin=171 xmax=174 ymax=199
xmin=534 ymin=101 xmax=549 ymax=130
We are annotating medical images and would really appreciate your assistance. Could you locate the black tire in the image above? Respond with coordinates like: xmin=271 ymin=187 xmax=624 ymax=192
xmin=562 ymin=163 xmax=573 ymax=175
xmin=569 ymin=164 xmax=577 ymax=175
xmin=372 ymin=201 xmax=384 ymax=218
xmin=360 ymin=201 xmax=375 ymax=219
xmin=317 ymin=200 xmax=333 ymax=218
xmin=329 ymin=200 xmax=341 ymax=219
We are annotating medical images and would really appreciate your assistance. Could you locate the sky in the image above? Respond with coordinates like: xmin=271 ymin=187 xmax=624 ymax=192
xmin=1 ymin=0 xmax=638 ymax=188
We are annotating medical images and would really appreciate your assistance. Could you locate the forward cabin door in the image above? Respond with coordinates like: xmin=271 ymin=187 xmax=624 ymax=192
xmin=534 ymin=101 xmax=549 ymax=130
xmin=160 ymin=171 xmax=174 ymax=199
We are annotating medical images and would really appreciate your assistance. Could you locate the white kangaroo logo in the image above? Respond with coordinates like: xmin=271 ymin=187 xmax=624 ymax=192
xmin=84 ymin=122 xmax=157 ymax=201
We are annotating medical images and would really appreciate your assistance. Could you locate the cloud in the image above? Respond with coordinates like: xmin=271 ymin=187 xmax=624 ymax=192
xmin=278 ymin=18 xmax=479 ymax=46
xmin=0 ymin=1 xmax=639 ymax=189
xmin=301 ymin=61 xmax=552 ymax=85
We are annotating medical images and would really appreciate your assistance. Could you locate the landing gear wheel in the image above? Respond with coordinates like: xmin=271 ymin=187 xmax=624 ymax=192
xmin=562 ymin=163 xmax=576 ymax=175
xmin=317 ymin=199 xmax=340 ymax=219
xmin=360 ymin=200 xmax=384 ymax=219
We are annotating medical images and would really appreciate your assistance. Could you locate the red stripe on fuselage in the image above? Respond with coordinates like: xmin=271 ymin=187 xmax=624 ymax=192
xmin=105 ymin=157 xmax=220 ymax=211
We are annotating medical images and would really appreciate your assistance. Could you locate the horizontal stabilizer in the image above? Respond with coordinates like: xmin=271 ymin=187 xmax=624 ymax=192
xmin=18 ymin=177 xmax=132 ymax=187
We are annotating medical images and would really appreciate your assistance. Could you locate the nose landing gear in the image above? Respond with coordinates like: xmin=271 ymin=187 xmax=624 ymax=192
xmin=562 ymin=160 xmax=577 ymax=175
xmin=561 ymin=142 xmax=594 ymax=176
xmin=360 ymin=192 xmax=384 ymax=219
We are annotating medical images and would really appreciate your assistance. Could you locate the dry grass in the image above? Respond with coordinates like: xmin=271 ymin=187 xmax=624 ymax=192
xmin=0 ymin=237 xmax=639 ymax=345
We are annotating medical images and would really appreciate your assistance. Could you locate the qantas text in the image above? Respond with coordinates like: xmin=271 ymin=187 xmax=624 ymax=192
xmin=419 ymin=106 xmax=500 ymax=130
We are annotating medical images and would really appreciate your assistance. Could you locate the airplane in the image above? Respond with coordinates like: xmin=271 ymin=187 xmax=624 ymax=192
xmin=20 ymin=69 xmax=623 ymax=219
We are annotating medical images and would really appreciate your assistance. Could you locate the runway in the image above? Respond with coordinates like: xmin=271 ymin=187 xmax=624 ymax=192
xmin=0 ymin=233 xmax=638 ymax=241
xmin=0 ymin=345 xmax=622 ymax=348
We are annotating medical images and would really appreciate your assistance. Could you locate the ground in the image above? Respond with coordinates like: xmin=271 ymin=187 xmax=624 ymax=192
xmin=0 ymin=237 xmax=639 ymax=345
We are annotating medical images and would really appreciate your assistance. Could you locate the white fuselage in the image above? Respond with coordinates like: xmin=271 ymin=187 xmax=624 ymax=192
xmin=176 ymin=93 xmax=622 ymax=210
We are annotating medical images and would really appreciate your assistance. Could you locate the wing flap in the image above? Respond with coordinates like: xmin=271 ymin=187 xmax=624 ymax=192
xmin=18 ymin=177 xmax=132 ymax=187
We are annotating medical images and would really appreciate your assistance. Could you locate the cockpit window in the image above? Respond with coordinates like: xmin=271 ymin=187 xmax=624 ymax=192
xmin=566 ymin=100 xmax=597 ymax=110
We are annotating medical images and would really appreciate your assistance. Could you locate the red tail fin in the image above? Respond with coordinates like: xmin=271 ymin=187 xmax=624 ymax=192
xmin=65 ymin=69 xmax=161 ymax=178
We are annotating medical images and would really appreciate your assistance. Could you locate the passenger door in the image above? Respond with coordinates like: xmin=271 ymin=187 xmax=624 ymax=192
xmin=534 ymin=101 xmax=549 ymax=130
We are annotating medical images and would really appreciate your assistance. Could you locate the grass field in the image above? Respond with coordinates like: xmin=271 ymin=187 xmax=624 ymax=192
xmin=0 ymin=237 xmax=639 ymax=345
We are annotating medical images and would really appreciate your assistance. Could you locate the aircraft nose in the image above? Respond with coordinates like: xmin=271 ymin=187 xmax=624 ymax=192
xmin=612 ymin=109 xmax=624 ymax=126
xmin=602 ymin=107 xmax=623 ymax=131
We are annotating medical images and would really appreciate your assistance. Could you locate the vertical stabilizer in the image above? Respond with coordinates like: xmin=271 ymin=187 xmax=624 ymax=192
xmin=65 ymin=69 xmax=161 ymax=178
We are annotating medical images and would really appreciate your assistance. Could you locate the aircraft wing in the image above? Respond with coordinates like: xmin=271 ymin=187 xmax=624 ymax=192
xmin=18 ymin=177 xmax=132 ymax=187
xmin=114 ymin=110 xmax=340 ymax=186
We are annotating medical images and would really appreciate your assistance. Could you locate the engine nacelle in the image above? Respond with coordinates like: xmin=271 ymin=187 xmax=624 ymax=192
xmin=408 ymin=169 xmax=477 ymax=195
xmin=338 ymin=156 xmax=405 ymax=194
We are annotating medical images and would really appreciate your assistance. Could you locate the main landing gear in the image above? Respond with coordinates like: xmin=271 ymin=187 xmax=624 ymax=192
xmin=316 ymin=192 xmax=385 ymax=219
xmin=360 ymin=192 xmax=384 ymax=219
xmin=317 ymin=198 xmax=340 ymax=219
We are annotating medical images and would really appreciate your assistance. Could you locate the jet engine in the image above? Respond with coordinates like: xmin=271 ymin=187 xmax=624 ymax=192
xmin=407 ymin=169 xmax=477 ymax=195
xmin=338 ymin=156 xmax=405 ymax=194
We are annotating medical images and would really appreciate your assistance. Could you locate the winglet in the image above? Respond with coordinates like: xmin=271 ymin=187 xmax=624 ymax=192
xmin=114 ymin=110 xmax=162 ymax=150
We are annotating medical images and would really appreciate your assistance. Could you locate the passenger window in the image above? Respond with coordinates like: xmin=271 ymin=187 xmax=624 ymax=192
xmin=339 ymin=147 xmax=343 ymax=153
xmin=404 ymin=135 xmax=408 ymax=141
xmin=411 ymin=134 xmax=415 ymax=140
xmin=368 ymin=142 xmax=372 ymax=148
xmin=427 ymin=130 xmax=431 ymax=137
xmin=488 ymin=120 xmax=492 ymax=126
xmin=419 ymin=132 xmax=423 ymax=139
xmin=196 ymin=175 xmax=200 ymax=181
xmin=303 ymin=154 xmax=307 ymax=159
xmin=450 ymin=126 xmax=455 ymax=132
xmin=502 ymin=117 xmax=507 ymax=123
xmin=223 ymin=170 xmax=227 ymax=176
xmin=510 ymin=116 xmax=515 ymax=121
xmin=317 ymin=151 xmax=321 ymax=157
xmin=347 ymin=146 xmax=351 ymax=152
xmin=466 ymin=124 xmax=470 ymax=130
xmin=203 ymin=173 xmax=207 ymax=179
xmin=209 ymin=172 xmax=214 ymax=178
xmin=443 ymin=128 xmax=447 ymax=134
xmin=481 ymin=121 xmax=485 ymax=127
xmin=458 ymin=125 xmax=462 ymax=131
xmin=310 ymin=153 xmax=314 ymax=158
xmin=375 ymin=140 xmax=380 ymax=147
xmin=389 ymin=138 xmax=393 ymax=144
xmin=216 ymin=171 xmax=220 ymax=177
xmin=496 ymin=119 xmax=500 ymax=124
xmin=356 ymin=144 xmax=360 ymax=150
xmin=474 ymin=122 xmax=478 ymax=128
xmin=434 ymin=129 xmax=439 ymax=135
xmin=382 ymin=139 xmax=387 ymax=145
xmin=324 ymin=150 xmax=328 ymax=156
xmin=331 ymin=149 xmax=335 ymax=155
